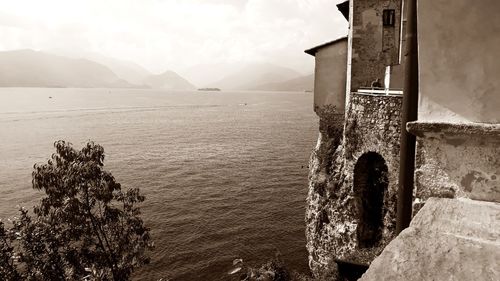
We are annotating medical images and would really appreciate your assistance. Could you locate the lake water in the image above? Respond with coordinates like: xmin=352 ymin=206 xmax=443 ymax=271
xmin=0 ymin=88 xmax=318 ymax=280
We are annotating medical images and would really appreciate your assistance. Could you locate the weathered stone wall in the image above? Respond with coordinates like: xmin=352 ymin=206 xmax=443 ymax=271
xmin=306 ymin=93 xmax=402 ymax=278
xmin=408 ymin=122 xmax=500 ymax=212
xmin=350 ymin=0 xmax=402 ymax=91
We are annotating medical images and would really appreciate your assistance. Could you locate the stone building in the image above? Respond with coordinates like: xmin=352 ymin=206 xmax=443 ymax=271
xmin=305 ymin=0 xmax=406 ymax=278
xmin=358 ymin=0 xmax=500 ymax=279
xmin=306 ymin=0 xmax=499 ymax=280
xmin=346 ymin=0 xmax=405 ymax=96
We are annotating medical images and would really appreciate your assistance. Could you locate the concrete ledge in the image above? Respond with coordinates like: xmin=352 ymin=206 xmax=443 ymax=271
xmin=352 ymin=92 xmax=403 ymax=98
xmin=360 ymin=198 xmax=500 ymax=281
xmin=407 ymin=121 xmax=500 ymax=138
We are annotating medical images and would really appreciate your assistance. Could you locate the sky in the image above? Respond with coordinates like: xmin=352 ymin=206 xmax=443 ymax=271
xmin=0 ymin=0 xmax=348 ymax=74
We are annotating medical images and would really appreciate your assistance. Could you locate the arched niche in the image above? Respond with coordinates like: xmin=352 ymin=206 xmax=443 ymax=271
xmin=353 ymin=152 xmax=389 ymax=248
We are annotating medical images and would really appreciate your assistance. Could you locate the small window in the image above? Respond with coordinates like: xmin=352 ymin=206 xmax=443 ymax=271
xmin=383 ymin=9 xmax=395 ymax=27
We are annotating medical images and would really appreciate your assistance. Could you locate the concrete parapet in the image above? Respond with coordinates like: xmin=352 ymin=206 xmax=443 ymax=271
xmin=360 ymin=198 xmax=500 ymax=281
xmin=408 ymin=121 xmax=500 ymax=211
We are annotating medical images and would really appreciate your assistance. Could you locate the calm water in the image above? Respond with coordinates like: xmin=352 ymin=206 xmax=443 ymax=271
xmin=0 ymin=88 xmax=318 ymax=280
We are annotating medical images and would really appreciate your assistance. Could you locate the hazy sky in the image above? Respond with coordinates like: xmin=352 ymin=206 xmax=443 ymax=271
xmin=0 ymin=0 xmax=348 ymax=74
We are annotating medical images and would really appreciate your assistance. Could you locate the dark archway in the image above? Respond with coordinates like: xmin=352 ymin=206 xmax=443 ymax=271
xmin=353 ymin=152 xmax=388 ymax=248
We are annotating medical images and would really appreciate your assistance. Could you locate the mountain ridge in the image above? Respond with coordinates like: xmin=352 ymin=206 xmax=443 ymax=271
xmin=0 ymin=49 xmax=197 ymax=90
xmin=205 ymin=63 xmax=302 ymax=90
xmin=0 ymin=49 xmax=311 ymax=91
xmin=143 ymin=70 xmax=196 ymax=90
xmin=0 ymin=49 xmax=132 ymax=88
xmin=252 ymin=73 xmax=314 ymax=92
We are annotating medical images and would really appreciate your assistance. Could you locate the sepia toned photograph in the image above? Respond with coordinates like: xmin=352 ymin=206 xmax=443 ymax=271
xmin=0 ymin=0 xmax=499 ymax=280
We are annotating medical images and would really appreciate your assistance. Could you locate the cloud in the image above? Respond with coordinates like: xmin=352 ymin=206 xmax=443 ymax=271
xmin=0 ymin=0 xmax=347 ymax=73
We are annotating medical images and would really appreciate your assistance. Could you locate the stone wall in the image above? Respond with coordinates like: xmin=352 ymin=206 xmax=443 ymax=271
xmin=408 ymin=122 xmax=500 ymax=212
xmin=350 ymin=0 xmax=402 ymax=91
xmin=306 ymin=93 xmax=402 ymax=278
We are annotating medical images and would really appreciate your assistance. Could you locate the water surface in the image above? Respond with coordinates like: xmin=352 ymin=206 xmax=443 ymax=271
xmin=0 ymin=88 xmax=318 ymax=280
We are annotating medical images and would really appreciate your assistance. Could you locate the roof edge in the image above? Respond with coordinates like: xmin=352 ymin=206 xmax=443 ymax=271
xmin=337 ymin=1 xmax=349 ymax=21
xmin=304 ymin=36 xmax=348 ymax=56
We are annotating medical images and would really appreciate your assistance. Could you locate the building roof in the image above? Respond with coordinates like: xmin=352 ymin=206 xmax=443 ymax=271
xmin=337 ymin=0 xmax=349 ymax=21
xmin=304 ymin=37 xmax=348 ymax=56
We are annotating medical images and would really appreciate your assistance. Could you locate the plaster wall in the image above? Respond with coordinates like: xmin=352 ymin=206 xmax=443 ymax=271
xmin=314 ymin=40 xmax=348 ymax=119
xmin=390 ymin=64 xmax=404 ymax=89
xmin=389 ymin=19 xmax=406 ymax=90
xmin=418 ymin=0 xmax=500 ymax=123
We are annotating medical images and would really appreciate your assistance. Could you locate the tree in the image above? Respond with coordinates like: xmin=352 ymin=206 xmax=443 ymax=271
xmin=0 ymin=140 xmax=153 ymax=280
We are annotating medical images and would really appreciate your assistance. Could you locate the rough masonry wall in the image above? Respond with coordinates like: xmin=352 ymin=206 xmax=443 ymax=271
xmin=350 ymin=0 xmax=402 ymax=91
xmin=306 ymin=93 xmax=402 ymax=278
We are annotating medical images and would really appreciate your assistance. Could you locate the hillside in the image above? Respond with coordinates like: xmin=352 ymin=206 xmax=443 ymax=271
xmin=60 ymin=52 xmax=196 ymax=89
xmin=0 ymin=49 xmax=304 ymax=91
xmin=85 ymin=54 xmax=152 ymax=85
xmin=143 ymin=71 xmax=197 ymax=90
xmin=207 ymin=63 xmax=301 ymax=90
xmin=180 ymin=62 xmax=242 ymax=87
xmin=0 ymin=50 xmax=131 ymax=88
xmin=252 ymin=73 xmax=314 ymax=92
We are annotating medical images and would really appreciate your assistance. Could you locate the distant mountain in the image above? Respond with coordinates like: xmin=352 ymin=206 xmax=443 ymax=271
xmin=84 ymin=54 xmax=152 ymax=85
xmin=45 ymin=49 xmax=154 ymax=85
xmin=252 ymin=73 xmax=314 ymax=92
xmin=0 ymin=49 xmax=132 ymax=88
xmin=85 ymin=56 xmax=196 ymax=90
xmin=143 ymin=71 xmax=196 ymax=90
xmin=46 ymin=50 xmax=196 ymax=90
xmin=207 ymin=63 xmax=301 ymax=90
xmin=0 ymin=49 xmax=303 ymax=91
xmin=180 ymin=62 xmax=242 ymax=87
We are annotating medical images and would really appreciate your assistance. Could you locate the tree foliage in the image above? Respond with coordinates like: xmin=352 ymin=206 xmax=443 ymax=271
xmin=0 ymin=141 xmax=153 ymax=280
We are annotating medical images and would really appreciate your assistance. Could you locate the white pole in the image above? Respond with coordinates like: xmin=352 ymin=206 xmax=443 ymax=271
xmin=384 ymin=65 xmax=391 ymax=95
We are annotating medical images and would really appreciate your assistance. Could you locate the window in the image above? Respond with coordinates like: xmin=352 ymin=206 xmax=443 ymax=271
xmin=383 ymin=9 xmax=396 ymax=27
